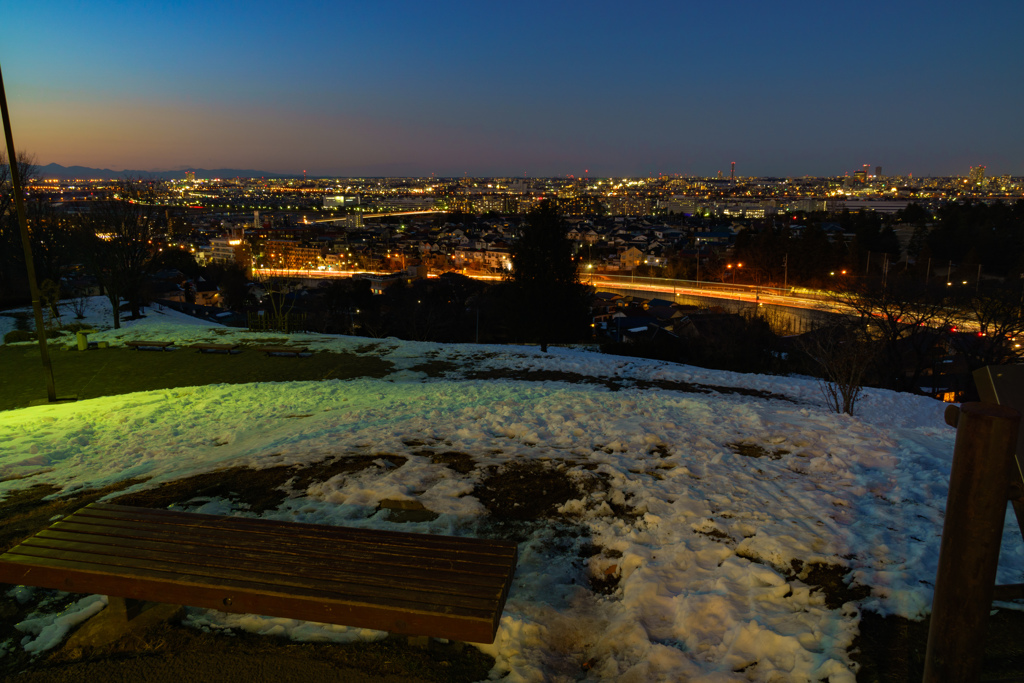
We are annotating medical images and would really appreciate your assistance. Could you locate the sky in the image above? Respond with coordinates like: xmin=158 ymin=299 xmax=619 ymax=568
xmin=5 ymin=298 xmax=1015 ymax=681
xmin=2 ymin=0 xmax=1022 ymax=178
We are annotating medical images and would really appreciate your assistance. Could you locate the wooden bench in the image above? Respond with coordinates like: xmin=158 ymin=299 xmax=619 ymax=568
xmin=190 ymin=343 xmax=241 ymax=354
xmin=125 ymin=341 xmax=175 ymax=351
xmin=0 ymin=503 xmax=517 ymax=645
xmin=256 ymin=345 xmax=309 ymax=357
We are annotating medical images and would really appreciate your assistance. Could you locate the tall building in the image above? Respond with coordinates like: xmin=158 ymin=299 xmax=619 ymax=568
xmin=969 ymin=165 xmax=986 ymax=186
xmin=875 ymin=166 xmax=882 ymax=178
xmin=185 ymin=171 xmax=196 ymax=183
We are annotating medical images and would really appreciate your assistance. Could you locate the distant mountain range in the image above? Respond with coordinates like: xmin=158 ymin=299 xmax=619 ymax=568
xmin=36 ymin=163 xmax=296 ymax=181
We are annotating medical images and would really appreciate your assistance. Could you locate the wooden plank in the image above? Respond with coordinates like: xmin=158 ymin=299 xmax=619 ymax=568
xmin=75 ymin=504 xmax=517 ymax=561
xmin=4 ymin=544 xmax=502 ymax=613
xmin=27 ymin=530 xmax=507 ymax=594
xmin=49 ymin=519 xmax=513 ymax=575
xmin=0 ymin=555 xmax=499 ymax=642
xmin=14 ymin=532 xmax=509 ymax=598
xmin=18 ymin=531 xmax=510 ymax=596
xmin=83 ymin=503 xmax=517 ymax=554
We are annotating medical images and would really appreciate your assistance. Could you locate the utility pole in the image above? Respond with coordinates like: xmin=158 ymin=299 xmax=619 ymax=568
xmin=783 ymin=254 xmax=788 ymax=291
xmin=0 ymin=62 xmax=56 ymax=402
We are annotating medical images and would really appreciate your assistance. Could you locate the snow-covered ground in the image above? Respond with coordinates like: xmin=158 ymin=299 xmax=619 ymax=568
xmin=1 ymin=298 xmax=1021 ymax=682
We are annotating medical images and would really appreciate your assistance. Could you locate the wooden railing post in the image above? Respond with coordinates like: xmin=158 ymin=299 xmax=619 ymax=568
xmin=923 ymin=402 xmax=1020 ymax=683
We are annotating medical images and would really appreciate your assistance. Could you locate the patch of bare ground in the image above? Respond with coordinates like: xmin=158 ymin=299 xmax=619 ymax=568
xmin=728 ymin=442 xmax=791 ymax=460
xmin=407 ymin=360 xmax=459 ymax=377
xmin=110 ymin=456 xmax=409 ymax=513
xmin=474 ymin=460 xmax=597 ymax=524
xmin=3 ymin=620 xmax=493 ymax=683
xmin=427 ymin=452 xmax=476 ymax=475
xmin=464 ymin=368 xmax=624 ymax=390
xmin=462 ymin=368 xmax=797 ymax=402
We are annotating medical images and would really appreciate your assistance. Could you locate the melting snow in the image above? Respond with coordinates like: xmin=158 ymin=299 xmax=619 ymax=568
xmin=2 ymin=297 xmax=1022 ymax=682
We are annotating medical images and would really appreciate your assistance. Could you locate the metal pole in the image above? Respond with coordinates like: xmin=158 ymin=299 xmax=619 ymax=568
xmin=923 ymin=402 xmax=1021 ymax=683
xmin=0 ymin=62 xmax=56 ymax=402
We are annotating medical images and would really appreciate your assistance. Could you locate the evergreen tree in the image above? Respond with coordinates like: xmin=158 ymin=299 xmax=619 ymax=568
xmin=511 ymin=201 xmax=591 ymax=351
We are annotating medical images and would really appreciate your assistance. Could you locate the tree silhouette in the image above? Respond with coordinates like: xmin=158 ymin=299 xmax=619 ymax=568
xmin=510 ymin=201 xmax=591 ymax=352
xmin=76 ymin=179 xmax=161 ymax=328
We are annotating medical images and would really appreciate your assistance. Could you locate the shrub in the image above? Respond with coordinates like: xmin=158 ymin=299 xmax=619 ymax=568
xmin=4 ymin=330 xmax=35 ymax=343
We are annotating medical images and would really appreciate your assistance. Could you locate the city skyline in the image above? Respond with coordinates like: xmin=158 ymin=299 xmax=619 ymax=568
xmin=3 ymin=1 xmax=1022 ymax=178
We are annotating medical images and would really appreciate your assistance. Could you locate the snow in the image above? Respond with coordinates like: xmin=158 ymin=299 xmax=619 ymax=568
xmin=2 ymin=296 xmax=1023 ymax=681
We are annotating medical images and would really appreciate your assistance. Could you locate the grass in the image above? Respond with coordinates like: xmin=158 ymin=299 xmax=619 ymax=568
xmin=0 ymin=344 xmax=393 ymax=412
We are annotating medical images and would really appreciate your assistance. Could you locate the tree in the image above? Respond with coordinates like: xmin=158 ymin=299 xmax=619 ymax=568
xmin=831 ymin=276 xmax=954 ymax=393
xmin=799 ymin=322 xmax=877 ymax=416
xmin=76 ymin=179 xmax=161 ymax=328
xmin=0 ymin=151 xmax=39 ymax=305
xmin=510 ymin=201 xmax=592 ymax=352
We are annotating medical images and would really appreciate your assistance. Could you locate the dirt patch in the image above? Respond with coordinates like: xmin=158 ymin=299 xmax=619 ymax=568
xmin=788 ymin=560 xmax=871 ymax=610
xmin=728 ymin=442 xmax=791 ymax=460
xmin=428 ymin=452 xmax=476 ymax=475
xmin=474 ymin=460 xmax=585 ymax=522
xmin=354 ymin=343 xmax=384 ymax=355
xmin=633 ymin=377 xmax=797 ymax=402
xmin=291 ymin=455 xmax=407 ymax=492
xmin=111 ymin=466 xmax=299 ymax=514
xmin=461 ymin=367 xmax=798 ymax=402
xmin=110 ymin=456 xmax=410 ymax=513
xmin=464 ymin=369 xmax=624 ymax=391
xmin=407 ymin=360 xmax=459 ymax=377
xmin=4 ymin=619 xmax=493 ymax=683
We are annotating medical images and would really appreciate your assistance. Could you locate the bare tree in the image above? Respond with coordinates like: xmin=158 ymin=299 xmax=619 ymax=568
xmin=830 ymin=277 xmax=955 ymax=393
xmin=0 ymin=151 xmax=38 ymax=301
xmin=800 ymin=322 xmax=877 ymax=415
xmin=948 ymin=285 xmax=1024 ymax=380
xmin=76 ymin=179 xmax=160 ymax=328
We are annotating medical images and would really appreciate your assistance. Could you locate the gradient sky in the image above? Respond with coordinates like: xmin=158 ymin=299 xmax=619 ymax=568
xmin=3 ymin=1 xmax=1022 ymax=177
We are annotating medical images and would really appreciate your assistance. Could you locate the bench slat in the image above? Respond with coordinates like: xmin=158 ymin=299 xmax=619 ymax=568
xmin=50 ymin=519 xmax=512 ymax=573
xmin=85 ymin=503 xmax=513 ymax=550
xmin=0 ymin=553 xmax=498 ymax=642
xmin=75 ymin=504 xmax=517 ymax=560
xmin=6 ymin=542 xmax=502 ymax=613
xmin=22 ymin=532 xmax=507 ymax=599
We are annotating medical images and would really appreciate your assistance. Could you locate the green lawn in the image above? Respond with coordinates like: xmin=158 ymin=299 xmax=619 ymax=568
xmin=0 ymin=344 xmax=393 ymax=412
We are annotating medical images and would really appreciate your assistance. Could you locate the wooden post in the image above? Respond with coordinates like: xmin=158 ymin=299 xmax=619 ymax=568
xmin=923 ymin=402 xmax=1020 ymax=683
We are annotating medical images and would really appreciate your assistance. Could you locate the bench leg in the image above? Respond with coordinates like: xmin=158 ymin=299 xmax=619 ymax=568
xmin=64 ymin=597 xmax=183 ymax=649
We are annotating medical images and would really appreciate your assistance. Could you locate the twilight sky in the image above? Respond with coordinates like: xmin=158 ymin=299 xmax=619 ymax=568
xmin=3 ymin=1 xmax=1022 ymax=178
